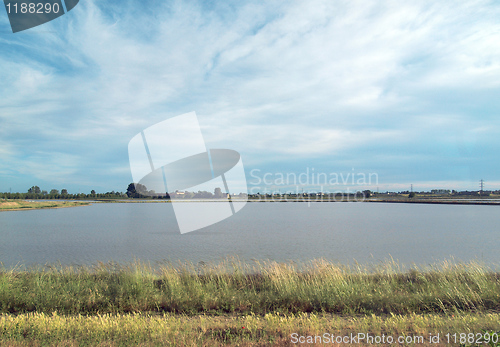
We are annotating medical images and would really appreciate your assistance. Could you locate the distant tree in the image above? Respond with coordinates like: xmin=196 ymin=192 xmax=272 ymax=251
xmin=126 ymin=183 xmax=138 ymax=197
xmin=61 ymin=189 xmax=68 ymax=195
xmin=214 ymin=187 xmax=223 ymax=198
xmin=363 ymin=190 xmax=372 ymax=198
xmin=41 ymin=190 xmax=48 ymax=196
xmin=126 ymin=183 xmax=135 ymax=197
xmin=194 ymin=190 xmax=213 ymax=199
xmin=50 ymin=189 xmax=59 ymax=195
xmin=28 ymin=186 xmax=41 ymax=194
xmin=90 ymin=190 xmax=96 ymax=196
xmin=136 ymin=185 xmax=147 ymax=196
xmin=408 ymin=192 xmax=416 ymax=198
xmin=126 ymin=183 xmax=148 ymax=198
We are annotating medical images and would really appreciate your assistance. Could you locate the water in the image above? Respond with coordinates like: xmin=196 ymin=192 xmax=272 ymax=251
xmin=0 ymin=202 xmax=499 ymax=268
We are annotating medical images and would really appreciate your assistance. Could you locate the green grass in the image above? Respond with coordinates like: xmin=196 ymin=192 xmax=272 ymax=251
xmin=0 ymin=259 xmax=499 ymax=345
xmin=0 ymin=259 xmax=499 ymax=316
xmin=0 ymin=312 xmax=499 ymax=346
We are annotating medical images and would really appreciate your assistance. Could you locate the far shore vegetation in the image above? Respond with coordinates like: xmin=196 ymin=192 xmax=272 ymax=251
xmin=2 ymin=183 xmax=500 ymax=205
xmin=0 ymin=258 xmax=499 ymax=346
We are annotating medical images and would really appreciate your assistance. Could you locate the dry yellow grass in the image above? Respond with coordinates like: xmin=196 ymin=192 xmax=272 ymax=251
xmin=0 ymin=200 xmax=89 ymax=211
xmin=0 ymin=312 xmax=499 ymax=346
xmin=0 ymin=202 xmax=19 ymax=208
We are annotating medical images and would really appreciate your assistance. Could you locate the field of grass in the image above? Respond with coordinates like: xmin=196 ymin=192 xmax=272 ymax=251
xmin=0 ymin=200 xmax=89 ymax=211
xmin=1 ymin=312 xmax=499 ymax=346
xmin=0 ymin=259 xmax=499 ymax=345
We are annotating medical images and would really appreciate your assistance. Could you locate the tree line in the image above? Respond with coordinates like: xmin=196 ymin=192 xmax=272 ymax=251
xmin=125 ymin=183 xmax=230 ymax=199
xmin=1 ymin=184 xmax=237 ymax=200
xmin=0 ymin=186 xmax=125 ymax=200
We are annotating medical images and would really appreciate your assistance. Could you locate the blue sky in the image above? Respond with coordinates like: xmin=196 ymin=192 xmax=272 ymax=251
xmin=1 ymin=0 xmax=499 ymax=194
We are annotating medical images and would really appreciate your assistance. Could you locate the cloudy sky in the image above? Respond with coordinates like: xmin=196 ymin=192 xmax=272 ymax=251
xmin=1 ymin=0 xmax=499 ymax=194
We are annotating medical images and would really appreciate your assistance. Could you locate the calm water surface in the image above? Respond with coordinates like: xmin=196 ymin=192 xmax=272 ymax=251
xmin=0 ymin=202 xmax=499 ymax=268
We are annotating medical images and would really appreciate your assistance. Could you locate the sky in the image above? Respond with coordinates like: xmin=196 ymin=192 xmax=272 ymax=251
xmin=1 ymin=0 xmax=500 ymax=194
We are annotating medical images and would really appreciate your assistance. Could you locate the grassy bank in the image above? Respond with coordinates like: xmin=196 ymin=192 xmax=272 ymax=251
xmin=1 ymin=312 xmax=499 ymax=346
xmin=0 ymin=200 xmax=89 ymax=211
xmin=1 ymin=259 xmax=499 ymax=316
xmin=0 ymin=259 xmax=499 ymax=345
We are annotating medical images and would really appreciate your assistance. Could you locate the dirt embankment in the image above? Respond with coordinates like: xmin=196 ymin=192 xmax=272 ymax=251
xmin=0 ymin=202 xmax=19 ymax=208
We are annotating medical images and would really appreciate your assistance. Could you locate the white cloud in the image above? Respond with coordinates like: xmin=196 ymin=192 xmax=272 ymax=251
xmin=0 ymin=0 xmax=499 ymax=192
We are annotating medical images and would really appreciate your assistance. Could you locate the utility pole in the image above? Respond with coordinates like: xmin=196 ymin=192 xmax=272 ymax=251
xmin=480 ymin=179 xmax=484 ymax=195
xmin=411 ymin=184 xmax=413 ymax=193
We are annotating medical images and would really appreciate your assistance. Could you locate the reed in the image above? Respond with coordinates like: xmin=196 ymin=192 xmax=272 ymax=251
xmin=0 ymin=312 xmax=499 ymax=346
xmin=0 ymin=258 xmax=499 ymax=316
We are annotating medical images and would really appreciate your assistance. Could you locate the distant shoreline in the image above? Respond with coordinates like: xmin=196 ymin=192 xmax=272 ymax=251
xmin=366 ymin=199 xmax=500 ymax=206
xmin=245 ymin=198 xmax=500 ymax=205
xmin=94 ymin=198 xmax=500 ymax=205
xmin=2 ymin=198 xmax=499 ymax=209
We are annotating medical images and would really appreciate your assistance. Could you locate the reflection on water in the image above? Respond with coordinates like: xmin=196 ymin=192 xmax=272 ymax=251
xmin=0 ymin=202 xmax=499 ymax=268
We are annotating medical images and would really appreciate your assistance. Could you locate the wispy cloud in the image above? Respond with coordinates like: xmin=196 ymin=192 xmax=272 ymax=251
xmin=1 ymin=0 xmax=499 ymax=192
